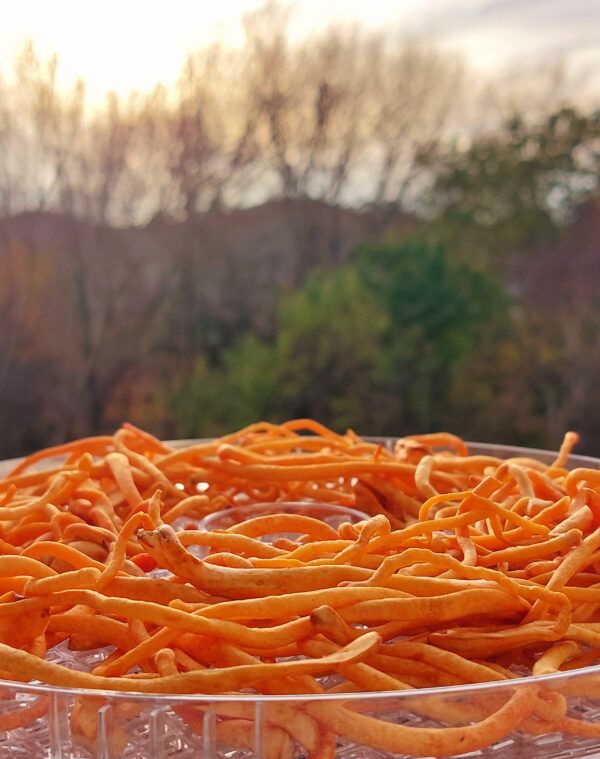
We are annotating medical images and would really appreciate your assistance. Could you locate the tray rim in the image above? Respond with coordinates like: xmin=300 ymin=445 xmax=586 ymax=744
xmin=3 ymin=656 xmax=600 ymax=702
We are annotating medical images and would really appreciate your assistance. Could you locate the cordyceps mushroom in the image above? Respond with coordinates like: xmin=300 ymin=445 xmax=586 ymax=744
xmin=136 ymin=523 xmax=371 ymax=598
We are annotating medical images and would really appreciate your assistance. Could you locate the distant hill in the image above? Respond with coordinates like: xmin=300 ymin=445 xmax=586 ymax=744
xmin=0 ymin=199 xmax=418 ymax=358
xmin=1 ymin=193 xmax=598 ymax=458
xmin=0 ymin=199 xmax=416 ymax=455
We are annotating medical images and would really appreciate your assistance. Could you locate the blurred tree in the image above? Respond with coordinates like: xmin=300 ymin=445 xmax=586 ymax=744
xmin=420 ymin=107 xmax=600 ymax=270
xmin=165 ymin=42 xmax=260 ymax=218
xmin=86 ymin=91 xmax=138 ymax=224
xmin=2 ymin=12 xmax=600 ymax=457
xmin=0 ymin=233 xmax=65 ymax=455
xmin=168 ymin=266 xmax=389 ymax=436
xmin=0 ymin=214 xmax=172 ymax=451
xmin=352 ymin=241 xmax=509 ymax=433
xmin=237 ymin=5 xmax=464 ymax=283
xmin=62 ymin=225 xmax=169 ymax=435
xmin=0 ymin=41 xmax=86 ymax=217
xmin=168 ymin=241 xmax=509 ymax=438
xmin=264 ymin=267 xmax=390 ymax=430
xmin=241 ymin=3 xmax=463 ymax=209
xmin=417 ymin=108 xmax=600 ymax=450
xmin=1 ymin=16 xmax=595 ymax=231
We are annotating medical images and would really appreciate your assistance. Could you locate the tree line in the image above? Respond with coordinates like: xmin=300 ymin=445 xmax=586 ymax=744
xmin=0 ymin=2 xmax=576 ymax=226
xmin=1 ymin=4 xmax=599 ymax=457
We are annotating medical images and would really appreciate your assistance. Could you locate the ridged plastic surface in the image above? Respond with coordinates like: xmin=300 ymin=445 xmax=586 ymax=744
xmin=4 ymin=668 xmax=600 ymax=758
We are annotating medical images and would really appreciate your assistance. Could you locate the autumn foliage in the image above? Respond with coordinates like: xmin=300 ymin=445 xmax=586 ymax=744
xmin=0 ymin=5 xmax=599 ymax=456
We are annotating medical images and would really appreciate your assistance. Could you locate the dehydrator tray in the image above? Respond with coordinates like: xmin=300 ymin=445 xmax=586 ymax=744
xmin=1 ymin=438 xmax=600 ymax=759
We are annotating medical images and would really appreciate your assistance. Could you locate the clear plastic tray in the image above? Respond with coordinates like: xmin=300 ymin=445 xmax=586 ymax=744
xmin=1 ymin=440 xmax=600 ymax=759
xmin=198 ymin=501 xmax=369 ymax=529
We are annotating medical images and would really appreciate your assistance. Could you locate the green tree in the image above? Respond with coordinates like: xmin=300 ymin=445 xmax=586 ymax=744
xmin=265 ymin=267 xmax=390 ymax=430
xmin=168 ymin=241 xmax=510 ymax=438
xmin=352 ymin=241 xmax=509 ymax=433
xmin=169 ymin=266 xmax=389 ymax=436
xmin=416 ymin=108 xmax=600 ymax=451
xmin=420 ymin=107 xmax=600 ymax=270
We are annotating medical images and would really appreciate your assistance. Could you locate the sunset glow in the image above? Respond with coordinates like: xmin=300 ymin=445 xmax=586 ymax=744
xmin=1 ymin=1 xmax=427 ymax=102
xmin=2 ymin=0 xmax=600 ymax=103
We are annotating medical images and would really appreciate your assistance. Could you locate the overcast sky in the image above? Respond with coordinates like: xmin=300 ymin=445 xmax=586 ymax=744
xmin=1 ymin=0 xmax=599 ymax=102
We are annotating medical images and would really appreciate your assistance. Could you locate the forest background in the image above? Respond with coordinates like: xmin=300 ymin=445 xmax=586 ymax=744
xmin=1 ymin=2 xmax=600 ymax=456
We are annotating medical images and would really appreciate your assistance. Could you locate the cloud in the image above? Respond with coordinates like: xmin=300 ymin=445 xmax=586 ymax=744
xmin=417 ymin=0 xmax=600 ymax=56
xmin=392 ymin=0 xmax=598 ymax=89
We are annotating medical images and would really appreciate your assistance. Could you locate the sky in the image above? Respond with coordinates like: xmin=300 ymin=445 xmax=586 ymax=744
xmin=1 ymin=0 xmax=599 ymax=103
